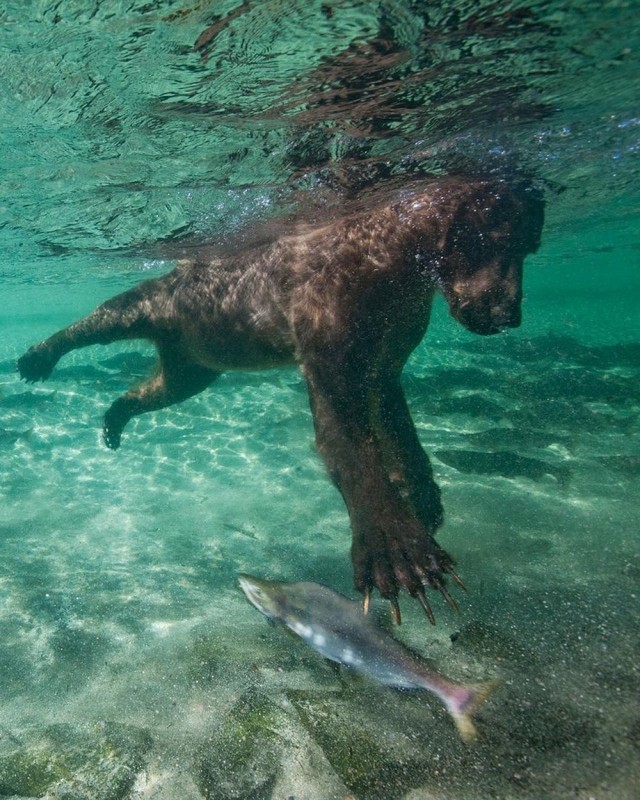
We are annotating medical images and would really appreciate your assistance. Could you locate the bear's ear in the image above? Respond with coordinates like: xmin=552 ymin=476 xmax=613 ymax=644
xmin=521 ymin=187 xmax=545 ymax=253
xmin=441 ymin=181 xmax=544 ymax=258
xmin=495 ymin=180 xmax=545 ymax=254
xmin=437 ymin=194 xmax=481 ymax=254
xmin=431 ymin=182 xmax=485 ymax=252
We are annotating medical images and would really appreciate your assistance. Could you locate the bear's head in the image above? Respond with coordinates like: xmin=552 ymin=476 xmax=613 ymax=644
xmin=435 ymin=182 xmax=544 ymax=335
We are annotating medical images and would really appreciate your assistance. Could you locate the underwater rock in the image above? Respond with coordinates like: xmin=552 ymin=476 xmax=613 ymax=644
xmin=51 ymin=364 xmax=112 ymax=383
xmin=0 ymin=721 xmax=152 ymax=799
xmin=428 ymin=393 xmax=506 ymax=420
xmin=0 ymin=390 xmax=57 ymax=408
xmin=510 ymin=398 xmax=627 ymax=434
xmin=626 ymin=718 xmax=640 ymax=750
xmin=596 ymin=454 xmax=640 ymax=477
xmin=98 ymin=352 xmax=156 ymax=375
xmin=0 ymin=427 xmax=33 ymax=447
xmin=193 ymin=689 xmax=286 ymax=800
xmin=435 ymin=448 xmax=571 ymax=486
xmin=287 ymin=689 xmax=438 ymax=800
xmin=462 ymin=426 xmax=573 ymax=451
xmin=193 ymin=686 xmax=351 ymax=799
xmin=405 ymin=367 xmax=494 ymax=395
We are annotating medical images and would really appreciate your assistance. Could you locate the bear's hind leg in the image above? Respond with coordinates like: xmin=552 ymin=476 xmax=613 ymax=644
xmin=18 ymin=279 xmax=168 ymax=383
xmin=103 ymin=346 xmax=219 ymax=449
xmin=17 ymin=334 xmax=65 ymax=382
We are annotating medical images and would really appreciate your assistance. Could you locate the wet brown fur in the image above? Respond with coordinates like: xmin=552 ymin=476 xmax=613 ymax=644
xmin=18 ymin=177 xmax=544 ymax=610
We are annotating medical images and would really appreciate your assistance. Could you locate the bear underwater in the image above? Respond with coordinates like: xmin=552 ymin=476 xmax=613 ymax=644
xmin=18 ymin=176 xmax=544 ymax=623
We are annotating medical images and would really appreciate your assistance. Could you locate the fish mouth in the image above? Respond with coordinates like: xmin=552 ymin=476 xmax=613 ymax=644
xmin=238 ymin=573 xmax=278 ymax=617
xmin=237 ymin=573 xmax=256 ymax=592
xmin=238 ymin=572 xmax=261 ymax=603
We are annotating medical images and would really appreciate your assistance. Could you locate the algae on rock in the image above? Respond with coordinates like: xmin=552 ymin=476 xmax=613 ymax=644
xmin=287 ymin=689 xmax=436 ymax=800
xmin=0 ymin=721 xmax=152 ymax=799
xmin=194 ymin=689 xmax=289 ymax=800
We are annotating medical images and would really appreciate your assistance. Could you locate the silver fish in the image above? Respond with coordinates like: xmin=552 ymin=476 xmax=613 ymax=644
xmin=238 ymin=574 xmax=496 ymax=741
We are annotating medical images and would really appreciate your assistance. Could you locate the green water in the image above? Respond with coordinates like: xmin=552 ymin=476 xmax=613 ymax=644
xmin=1 ymin=2 xmax=639 ymax=798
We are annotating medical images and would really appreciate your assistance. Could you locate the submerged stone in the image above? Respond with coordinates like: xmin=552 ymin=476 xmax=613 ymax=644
xmin=287 ymin=689 xmax=436 ymax=800
xmin=193 ymin=689 xmax=287 ymax=800
xmin=435 ymin=448 xmax=571 ymax=486
xmin=0 ymin=721 xmax=152 ymax=799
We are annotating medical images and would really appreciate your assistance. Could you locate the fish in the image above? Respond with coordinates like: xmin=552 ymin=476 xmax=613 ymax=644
xmin=238 ymin=574 xmax=496 ymax=742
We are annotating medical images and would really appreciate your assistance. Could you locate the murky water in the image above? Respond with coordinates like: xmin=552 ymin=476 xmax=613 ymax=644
xmin=1 ymin=2 xmax=639 ymax=798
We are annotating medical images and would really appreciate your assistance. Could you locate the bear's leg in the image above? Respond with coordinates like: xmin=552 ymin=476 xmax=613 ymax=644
xmin=18 ymin=280 xmax=167 ymax=382
xmin=376 ymin=377 xmax=445 ymax=533
xmin=103 ymin=342 xmax=219 ymax=449
xmin=302 ymin=358 xmax=458 ymax=623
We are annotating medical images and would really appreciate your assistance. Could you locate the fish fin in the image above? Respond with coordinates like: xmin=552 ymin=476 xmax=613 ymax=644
xmin=447 ymin=680 xmax=500 ymax=743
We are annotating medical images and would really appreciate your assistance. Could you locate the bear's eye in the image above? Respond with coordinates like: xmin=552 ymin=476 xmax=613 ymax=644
xmin=452 ymin=221 xmax=509 ymax=259
xmin=489 ymin=230 xmax=508 ymax=246
xmin=474 ymin=230 xmax=502 ymax=254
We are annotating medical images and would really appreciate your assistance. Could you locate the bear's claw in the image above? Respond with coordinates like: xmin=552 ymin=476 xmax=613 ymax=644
xmin=353 ymin=525 xmax=463 ymax=625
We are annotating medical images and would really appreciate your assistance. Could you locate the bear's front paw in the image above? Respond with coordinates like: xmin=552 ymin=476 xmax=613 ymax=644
xmin=17 ymin=345 xmax=57 ymax=382
xmin=351 ymin=521 xmax=465 ymax=625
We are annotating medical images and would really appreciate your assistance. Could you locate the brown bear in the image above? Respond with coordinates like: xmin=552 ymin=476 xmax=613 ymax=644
xmin=18 ymin=176 xmax=544 ymax=623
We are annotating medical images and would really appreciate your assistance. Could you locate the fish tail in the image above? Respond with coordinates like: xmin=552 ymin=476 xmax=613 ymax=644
xmin=444 ymin=680 xmax=500 ymax=743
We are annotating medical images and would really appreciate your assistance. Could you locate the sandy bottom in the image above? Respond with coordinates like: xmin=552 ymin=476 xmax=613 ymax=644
xmin=0 ymin=326 xmax=638 ymax=799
